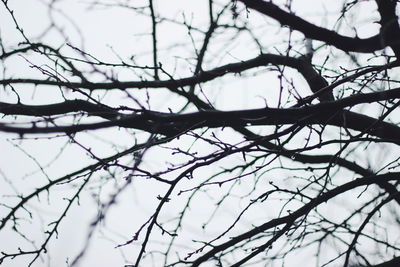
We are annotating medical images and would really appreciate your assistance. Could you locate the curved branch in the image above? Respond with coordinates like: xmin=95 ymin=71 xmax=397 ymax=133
xmin=0 ymin=43 xmax=87 ymax=81
xmin=0 ymin=53 xmax=363 ymax=101
xmin=344 ymin=195 xmax=397 ymax=267
xmin=2 ymin=53 xmax=399 ymax=105
xmin=190 ymin=172 xmax=400 ymax=266
xmin=0 ymin=54 xmax=322 ymax=88
xmin=237 ymin=0 xmax=383 ymax=53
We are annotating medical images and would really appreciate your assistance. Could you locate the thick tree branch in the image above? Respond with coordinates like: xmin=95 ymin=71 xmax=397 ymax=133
xmin=238 ymin=0 xmax=384 ymax=53
xmin=367 ymin=256 xmax=400 ymax=267
xmin=2 ymin=88 xmax=400 ymax=140
xmin=0 ymin=99 xmax=117 ymax=118
xmin=375 ymin=0 xmax=400 ymax=58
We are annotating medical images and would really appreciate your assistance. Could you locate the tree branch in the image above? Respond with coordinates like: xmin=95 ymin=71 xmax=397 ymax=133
xmin=238 ymin=0 xmax=383 ymax=53
xmin=191 ymin=172 xmax=400 ymax=266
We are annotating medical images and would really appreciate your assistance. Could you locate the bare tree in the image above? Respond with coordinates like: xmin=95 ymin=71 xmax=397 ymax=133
xmin=1 ymin=0 xmax=400 ymax=266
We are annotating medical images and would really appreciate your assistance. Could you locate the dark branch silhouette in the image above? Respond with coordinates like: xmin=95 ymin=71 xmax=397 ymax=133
xmin=1 ymin=1 xmax=400 ymax=267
